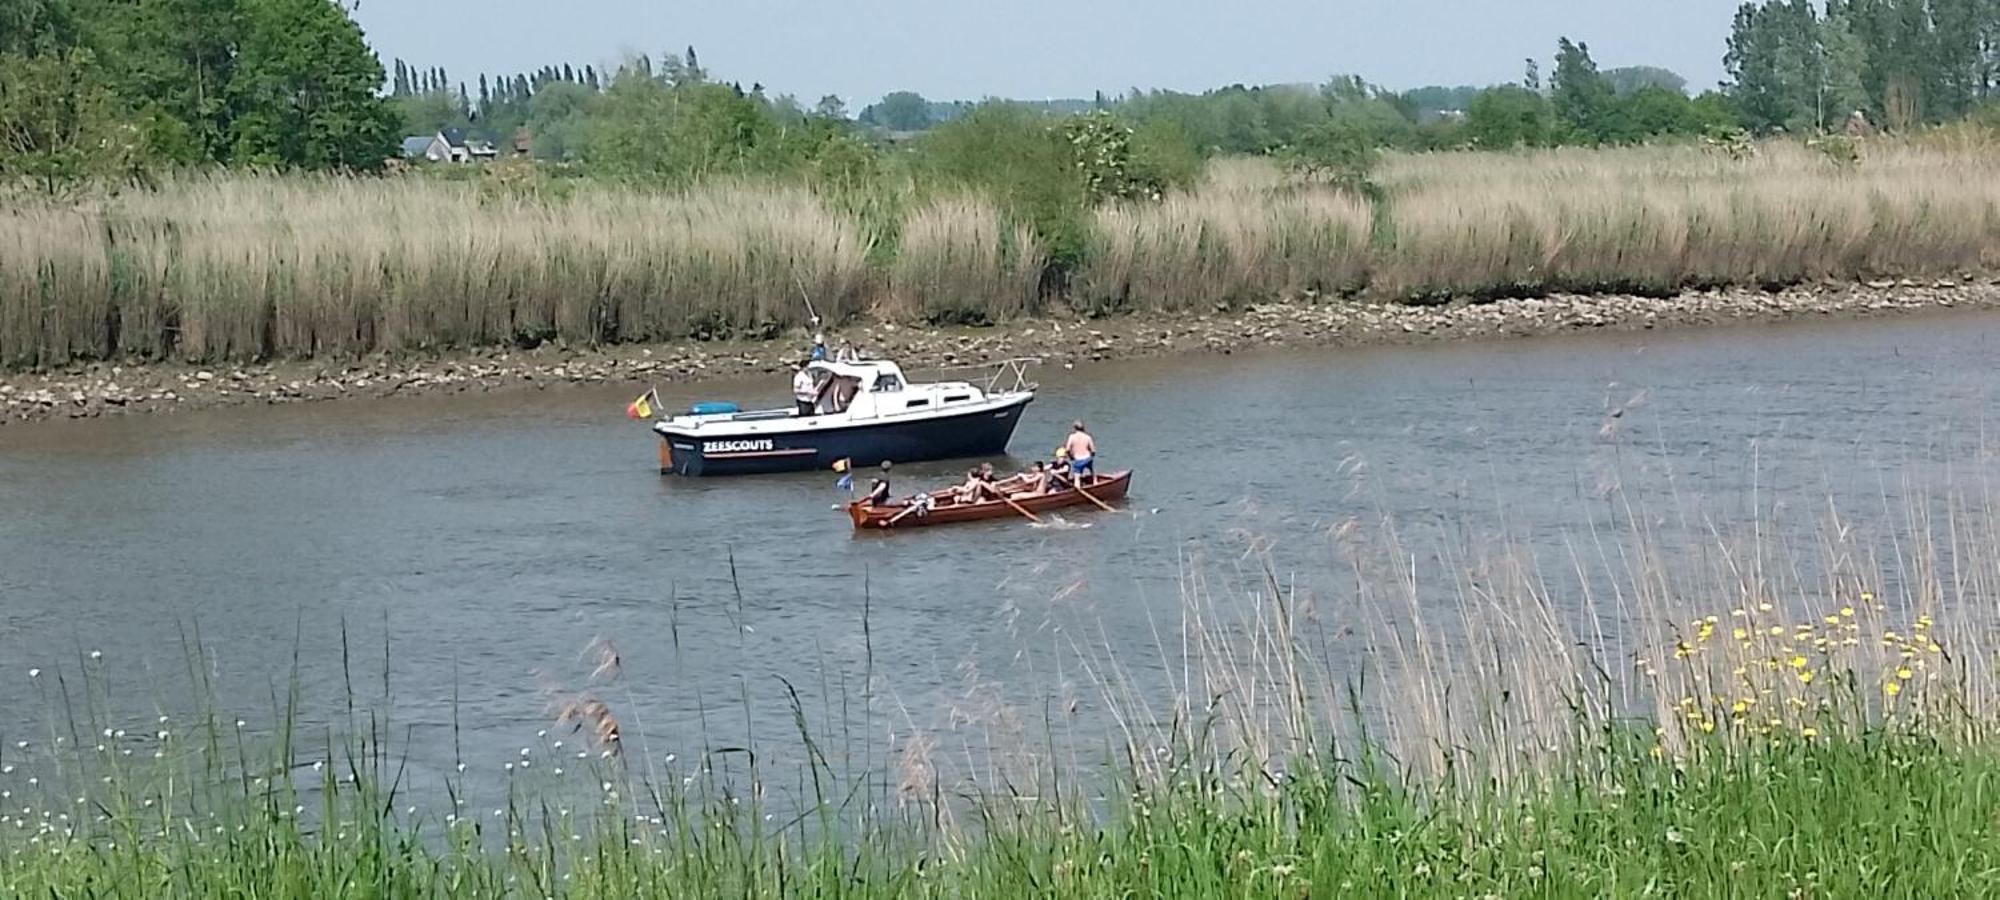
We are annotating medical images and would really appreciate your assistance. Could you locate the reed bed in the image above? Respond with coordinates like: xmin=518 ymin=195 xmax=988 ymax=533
xmin=1074 ymin=176 xmax=1374 ymax=314
xmin=0 ymin=175 xmax=870 ymax=368
xmin=10 ymin=139 xmax=2000 ymax=370
xmin=1378 ymin=142 xmax=2000 ymax=296
xmin=884 ymin=195 xmax=1043 ymax=323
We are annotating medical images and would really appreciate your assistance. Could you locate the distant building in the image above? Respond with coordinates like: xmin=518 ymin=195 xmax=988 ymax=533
xmin=398 ymin=128 xmax=500 ymax=163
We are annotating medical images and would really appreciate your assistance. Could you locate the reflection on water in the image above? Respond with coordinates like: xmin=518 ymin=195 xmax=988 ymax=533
xmin=2 ymin=309 xmax=1998 ymax=793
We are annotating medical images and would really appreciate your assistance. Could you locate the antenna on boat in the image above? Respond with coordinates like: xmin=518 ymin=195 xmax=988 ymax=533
xmin=792 ymin=273 xmax=820 ymax=327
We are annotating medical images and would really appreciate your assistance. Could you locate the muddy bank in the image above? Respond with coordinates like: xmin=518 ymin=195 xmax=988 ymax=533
xmin=3 ymin=281 xmax=1994 ymax=425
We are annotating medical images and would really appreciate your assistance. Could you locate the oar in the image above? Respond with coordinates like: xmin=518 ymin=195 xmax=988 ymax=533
xmin=999 ymin=493 xmax=1042 ymax=524
xmin=883 ymin=499 xmax=927 ymax=527
xmin=1072 ymin=477 xmax=1116 ymax=513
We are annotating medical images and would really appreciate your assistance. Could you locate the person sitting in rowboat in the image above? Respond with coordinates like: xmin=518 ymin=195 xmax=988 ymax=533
xmin=953 ymin=468 xmax=1003 ymax=504
xmin=1008 ymin=461 xmax=1048 ymax=497
xmin=863 ymin=461 xmax=899 ymax=507
xmin=1044 ymin=451 xmax=1073 ymax=493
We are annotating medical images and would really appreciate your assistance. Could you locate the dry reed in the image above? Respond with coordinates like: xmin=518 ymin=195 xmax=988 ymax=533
xmin=885 ymin=195 xmax=1043 ymax=323
xmin=10 ymin=139 xmax=2000 ymax=370
xmin=1378 ymin=142 xmax=2000 ymax=296
xmin=1074 ymin=173 xmax=1373 ymax=314
xmin=0 ymin=174 xmax=870 ymax=368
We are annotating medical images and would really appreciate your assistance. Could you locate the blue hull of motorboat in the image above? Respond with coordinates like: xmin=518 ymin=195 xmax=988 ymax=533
xmin=656 ymin=396 xmax=1032 ymax=476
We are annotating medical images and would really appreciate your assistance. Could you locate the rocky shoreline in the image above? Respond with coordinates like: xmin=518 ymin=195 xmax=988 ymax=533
xmin=4 ymin=281 xmax=1995 ymax=425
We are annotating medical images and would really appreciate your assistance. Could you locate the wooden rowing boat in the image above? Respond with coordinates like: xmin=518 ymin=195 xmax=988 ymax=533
xmin=844 ymin=470 xmax=1133 ymax=529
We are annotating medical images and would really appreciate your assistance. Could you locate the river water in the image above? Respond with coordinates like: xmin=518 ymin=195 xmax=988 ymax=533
xmin=3 ymin=310 xmax=1999 ymax=798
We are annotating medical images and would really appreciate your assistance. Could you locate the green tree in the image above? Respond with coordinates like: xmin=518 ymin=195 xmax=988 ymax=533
xmin=0 ymin=0 xmax=78 ymax=53
xmin=585 ymin=69 xmax=772 ymax=179
xmin=1725 ymin=2 xmax=1797 ymax=132
xmin=867 ymin=91 xmax=932 ymax=131
xmin=71 ymin=0 xmax=241 ymax=162
xmin=0 ymin=48 xmax=144 ymax=191
xmin=525 ymin=80 xmax=594 ymax=160
xmin=1551 ymin=37 xmax=1615 ymax=141
xmin=1281 ymin=119 xmax=1378 ymax=192
xmin=1603 ymin=66 xmax=1689 ymax=95
xmin=226 ymin=0 xmax=395 ymax=169
xmin=915 ymin=102 xmax=1087 ymax=266
xmin=1464 ymin=85 xmax=1552 ymax=148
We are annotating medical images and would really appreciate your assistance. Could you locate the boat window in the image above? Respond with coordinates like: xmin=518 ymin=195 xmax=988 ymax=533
xmin=815 ymin=375 xmax=862 ymax=415
xmin=943 ymin=394 xmax=970 ymax=403
xmin=905 ymin=399 xmax=930 ymax=409
xmin=873 ymin=373 xmax=903 ymax=392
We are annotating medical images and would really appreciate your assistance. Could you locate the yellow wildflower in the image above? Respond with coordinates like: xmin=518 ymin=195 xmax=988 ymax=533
xmin=1839 ymin=606 xmax=1854 ymax=618
xmin=1790 ymin=655 xmax=1808 ymax=669
xmin=1700 ymin=719 xmax=1717 ymax=734
xmin=1929 ymin=642 xmax=1943 ymax=654
xmin=1801 ymin=727 xmax=1819 ymax=738
xmin=1897 ymin=667 xmax=1913 ymax=680
xmin=1799 ymin=670 xmax=1816 ymax=684
xmin=1884 ymin=682 xmax=1901 ymax=697
xmin=1732 ymin=698 xmax=1752 ymax=714
xmin=1733 ymin=627 xmax=1749 ymax=641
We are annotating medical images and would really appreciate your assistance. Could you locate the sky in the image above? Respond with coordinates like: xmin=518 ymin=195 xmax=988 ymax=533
xmin=352 ymin=0 xmax=1743 ymax=106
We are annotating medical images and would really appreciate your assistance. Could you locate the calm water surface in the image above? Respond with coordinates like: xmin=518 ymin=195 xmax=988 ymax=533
xmin=3 ymin=310 xmax=1998 ymax=790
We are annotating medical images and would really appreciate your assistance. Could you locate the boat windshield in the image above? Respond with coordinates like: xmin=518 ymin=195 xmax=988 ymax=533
xmin=872 ymin=372 xmax=903 ymax=392
xmin=818 ymin=375 xmax=862 ymax=414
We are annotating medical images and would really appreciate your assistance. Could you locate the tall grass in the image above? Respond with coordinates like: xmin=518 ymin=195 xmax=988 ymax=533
xmin=1074 ymin=174 xmax=1374 ymax=314
xmin=12 ymin=459 xmax=2000 ymax=894
xmin=10 ymin=139 xmax=2000 ymax=370
xmin=1378 ymin=142 xmax=2000 ymax=296
xmin=0 ymin=175 xmax=870 ymax=368
xmin=885 ymin=195 xmax=1044 ymax=323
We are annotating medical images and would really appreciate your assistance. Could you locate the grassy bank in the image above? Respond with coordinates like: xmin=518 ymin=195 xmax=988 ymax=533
xmin=6 ymin=140 xmax=2000 ymax=371
xmin=8 ymin=472 xmax=2000 ymax=896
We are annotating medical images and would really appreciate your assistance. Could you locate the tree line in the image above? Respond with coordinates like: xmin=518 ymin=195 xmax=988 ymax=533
xmin=0 ymin=0 xmax=393 ymax=187
xmin=13 ymin=0 xmax=2000 ymax=198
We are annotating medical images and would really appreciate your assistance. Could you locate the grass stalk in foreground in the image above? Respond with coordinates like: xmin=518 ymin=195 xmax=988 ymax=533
xmin=8 ymin=478 xmax=2000 ymax=896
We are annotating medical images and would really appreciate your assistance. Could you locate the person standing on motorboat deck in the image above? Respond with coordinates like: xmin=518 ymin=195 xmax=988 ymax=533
xmin=792 ymin=361 xmax=817 ymax=416
xmin=810 ymin=332 xmax=827 ymax=361
xmin=835 ymin=341 xmax=858 ymax=363
xmin=1063 ymin=421 xmax=1097 ymax=480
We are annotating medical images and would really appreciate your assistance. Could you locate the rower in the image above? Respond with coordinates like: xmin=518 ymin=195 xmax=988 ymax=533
xmin=1010 ymin=461 xmax=1047 ymax=497
xmin=1045 ymin=450 xmax=1073 ymax=492
xmin=1063 ymin=420 xmax=1097 ymax=481
xmin=864 ymin=460 xmax=896 ymax=507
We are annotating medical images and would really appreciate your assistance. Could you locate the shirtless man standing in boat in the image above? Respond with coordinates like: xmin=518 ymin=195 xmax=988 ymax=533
xmin=1063 ymin=421 xmax=1097 ymax=481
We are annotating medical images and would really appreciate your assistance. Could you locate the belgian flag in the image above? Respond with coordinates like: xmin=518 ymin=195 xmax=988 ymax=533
xmin=626 ymin=388 xmax=658 ymax=420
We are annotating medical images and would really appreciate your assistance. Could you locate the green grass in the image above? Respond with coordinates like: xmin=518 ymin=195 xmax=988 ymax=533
xmin=11 ymin=467 xmax=2000 ymax=896
xmin=6 ymin=694 xmax=2000 ymax=897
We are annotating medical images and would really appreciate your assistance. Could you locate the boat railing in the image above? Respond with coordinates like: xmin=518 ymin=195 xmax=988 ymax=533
xmin=914 ymin=357 xmax=1040 ymax=394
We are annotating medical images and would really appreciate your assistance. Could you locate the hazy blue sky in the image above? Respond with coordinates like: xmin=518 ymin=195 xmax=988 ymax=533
xmin=353 ymin=0 xmax=1742 ymax=105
